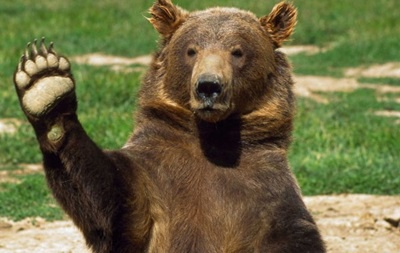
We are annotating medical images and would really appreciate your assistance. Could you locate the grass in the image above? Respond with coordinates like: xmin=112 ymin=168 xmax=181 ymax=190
xmin=0 ymin=174 xmax=64 ymax=221
xmin=291 ymin=90 xmax=400 ymax=194
xmin=0 ymin=0 xmax=399 ymax=220
xmin=290 ymin=0 xmax=400 ymax=76
xmin=358 ymin=77 xmax=400 ymax=86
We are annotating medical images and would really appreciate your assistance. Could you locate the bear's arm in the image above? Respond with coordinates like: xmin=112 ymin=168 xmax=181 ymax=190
xmin=40 ymin=116 xmax=137 ymax=252
xmin=13 ymin=40 xmax=145 ymax=252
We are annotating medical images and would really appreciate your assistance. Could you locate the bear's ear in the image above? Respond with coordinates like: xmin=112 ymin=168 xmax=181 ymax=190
xmin=148 ymin=0 xmax=189 ymax=40
xmin=259 ymin=2 xmax=297 ymax=48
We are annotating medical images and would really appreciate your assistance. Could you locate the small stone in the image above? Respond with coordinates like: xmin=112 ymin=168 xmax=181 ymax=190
xmin=384 ymin=217 xmax=400 ymax=229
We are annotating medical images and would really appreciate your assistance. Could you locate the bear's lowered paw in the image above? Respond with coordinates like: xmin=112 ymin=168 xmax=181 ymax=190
xmin=14 ymin=38 xmax=75 ymax=118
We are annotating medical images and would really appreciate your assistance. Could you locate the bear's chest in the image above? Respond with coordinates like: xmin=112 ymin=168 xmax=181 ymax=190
xmin=132 ymin=137 xmax=287 ymax=252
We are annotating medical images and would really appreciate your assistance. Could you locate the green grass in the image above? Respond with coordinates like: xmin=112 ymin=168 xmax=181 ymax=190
xmin=0 ymin=174 xmax=64 ymax=221
xmin=290 ymin=0 xmax=400 ymax=76
xmin=75 ymin=65 xmax=141 ymax=149
xmin=0 ymin=0 xmax=399 ymax=220
xmin=358 ymin=77 xmax=400 ymax=86
xmin=291 ymin=89 xmax=400 ymax=195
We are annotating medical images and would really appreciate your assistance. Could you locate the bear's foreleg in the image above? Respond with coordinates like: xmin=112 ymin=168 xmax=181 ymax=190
xmin=13 ymin=39 xmax=125 ymax=252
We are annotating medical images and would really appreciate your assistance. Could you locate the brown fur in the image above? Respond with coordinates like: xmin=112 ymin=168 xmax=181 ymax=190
xmin=14 ymin=1 xmax=325 ymax=252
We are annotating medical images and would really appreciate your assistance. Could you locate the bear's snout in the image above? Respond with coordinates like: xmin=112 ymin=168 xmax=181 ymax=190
xmin=190 ymin=53 xmax=233 ymax=122
xmin=196 ymin=73 xmax=222 ymax=107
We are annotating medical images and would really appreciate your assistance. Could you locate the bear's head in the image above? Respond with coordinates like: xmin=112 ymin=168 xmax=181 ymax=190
xmin=147 ymin=0 xmax=297 ymax=123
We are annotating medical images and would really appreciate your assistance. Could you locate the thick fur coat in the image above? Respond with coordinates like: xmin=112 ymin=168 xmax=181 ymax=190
xmin=13 ymin=1 xmax=325 ymax=252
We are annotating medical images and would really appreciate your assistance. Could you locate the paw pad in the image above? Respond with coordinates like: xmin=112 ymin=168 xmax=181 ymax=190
xmin=14 ymin=38 xmax=75 ymax=117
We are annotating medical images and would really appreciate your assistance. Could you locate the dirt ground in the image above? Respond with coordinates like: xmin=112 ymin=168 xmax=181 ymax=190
xmin=305 ymin=195 xmax=400 ymax=253
xmin=0 ymin=194 xmax=399 ymax=253
xmin=1 ymin=47 xmax=399 ymax=252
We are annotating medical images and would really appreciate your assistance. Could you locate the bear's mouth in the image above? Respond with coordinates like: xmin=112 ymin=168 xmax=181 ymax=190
xmin=199 ymin=105 xmax=214 ymax=112
xmin=194 ymin=102 xmax=231 ymax=122
xmin=198 ymin=106 xmax=218 ymax=115
xmin=198 ymin=97 xmax=217 ymax=110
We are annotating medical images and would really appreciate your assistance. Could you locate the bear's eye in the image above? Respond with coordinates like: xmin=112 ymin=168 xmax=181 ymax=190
xmin=187 ymin=48 xmax=197 ymax=57
xmin=231 ymin=49 xmax=244 ymax=58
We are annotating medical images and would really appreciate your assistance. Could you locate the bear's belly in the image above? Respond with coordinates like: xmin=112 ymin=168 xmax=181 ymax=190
xmin=146 ymin=191 xmax=272 ymax=253
xmin=144 ymin=158 xmax=284 ymax=252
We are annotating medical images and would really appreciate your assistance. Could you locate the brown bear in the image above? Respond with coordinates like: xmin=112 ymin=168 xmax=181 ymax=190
xmin=13 ymin=0 xmax=325 ymax=252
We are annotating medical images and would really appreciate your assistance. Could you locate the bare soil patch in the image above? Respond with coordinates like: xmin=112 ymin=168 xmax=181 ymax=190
xmin=345 ymin=62 xmax=400 ymax=78
xmin=293 ymin=75 xmax=400 ymax=122
xmin=71 ymin=53 xmax=152 ymax=73
xmin=279 ymin=45 xmax=325 ymax=55
xmin=293 ymin=75 xmax=360 ymax=103
xmin=0 ymin=218 xmax=89 ymax=253
xmin=374 ymin=110 xmax=400 ymax=124
xmin=293 ymin=75 xmax=400 ymax=103
xmin=305 ymin=195 xmax=400 ymax=253
xmin=0 ymin=195 xmax=399 ymax=253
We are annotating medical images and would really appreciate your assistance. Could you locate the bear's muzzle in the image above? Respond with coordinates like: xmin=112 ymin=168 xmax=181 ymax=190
xmin=190 ymin=52 xmax=233 ymax=122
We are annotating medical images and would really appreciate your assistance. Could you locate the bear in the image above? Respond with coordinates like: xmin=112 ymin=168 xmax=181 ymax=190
xmin=13 ymin=0 xmax=325 ymax=252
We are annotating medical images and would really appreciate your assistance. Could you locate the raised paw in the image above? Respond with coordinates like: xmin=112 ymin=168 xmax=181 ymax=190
xmin=14 ymin=38 xmax=75 ymax=118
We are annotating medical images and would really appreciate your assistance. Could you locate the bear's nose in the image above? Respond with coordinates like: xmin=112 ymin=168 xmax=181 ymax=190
xmin=196 ymin=74 xmax=222 ymax=100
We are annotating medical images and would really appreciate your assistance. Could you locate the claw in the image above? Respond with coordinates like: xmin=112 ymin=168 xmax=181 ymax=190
xmin=46 ymin=42 xmax=59 ymax=68
xmin=17 ymin=55 xmax=24 ymax=71
xmin=48 ymin=42 xmax=56 ymax=54
xmin=32 ymin=39 xmax=38 ymax=56
xmin=32 ymin=38 xmax=48 ymax=71
xmin=39 ymin=37 xmax=48 ymax=55
xmin=25 ymin=42 xmax=31 ymax=59
xmin=23 ymin=42 xmax=39 ymax=75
